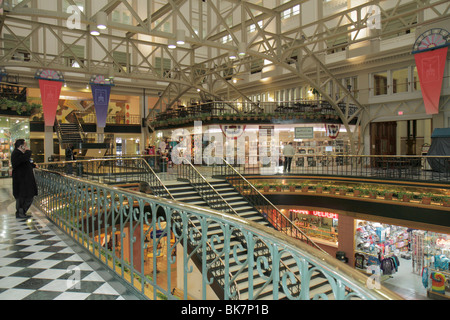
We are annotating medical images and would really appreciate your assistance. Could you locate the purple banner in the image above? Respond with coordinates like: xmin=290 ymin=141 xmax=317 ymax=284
xmin=90 ymin=84 xmax=111 ymax=128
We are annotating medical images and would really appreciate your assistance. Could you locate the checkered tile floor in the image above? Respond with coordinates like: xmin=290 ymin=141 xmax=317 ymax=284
xmin=0 ymin=188 xmax=141 ymax=300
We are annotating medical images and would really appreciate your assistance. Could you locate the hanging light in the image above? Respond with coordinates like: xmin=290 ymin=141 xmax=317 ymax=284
xmin=238 ymin=43 xmax=246 ymax=56
xmin=176 ymin=29 xmax=185 ymax=45
xmin=90 ymin=26 xmax=100 ymax=36
xmin=96 ymin=11 xmax=107 ymax=30
xmin=168 ymin=39 xmax=177 ymax=49
xmin=229 ymin=51 xmax=237 ymax=60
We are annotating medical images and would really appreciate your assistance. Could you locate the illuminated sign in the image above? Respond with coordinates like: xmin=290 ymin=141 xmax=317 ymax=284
xmin=436 ymin=238 xmax=450 ymax=247
xmin=290 ymin=209 xmax=338 ymax=219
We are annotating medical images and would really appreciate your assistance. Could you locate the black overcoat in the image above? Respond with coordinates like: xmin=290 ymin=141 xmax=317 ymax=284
xmin=11 ymin=148 xmax=38 ymax=199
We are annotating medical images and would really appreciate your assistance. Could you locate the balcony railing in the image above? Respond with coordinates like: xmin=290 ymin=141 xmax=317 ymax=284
xmin=33 ymin=166 xmax=402 ymax=300
xmin=149 ymin=100 xmax=357 ymax=127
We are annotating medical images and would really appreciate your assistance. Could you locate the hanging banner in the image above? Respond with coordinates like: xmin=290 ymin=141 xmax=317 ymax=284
xmin=90 ymin=84 xmax=111 ymax=128
xmin=414 ymin=47 xmax=448 ymax=115
xmin=38 ymin=79 xmax=62 ymax=126
xmin=90 ymin=75 xmax=114 ymax=128
xmin=412 ymin=28 xmax=449 ymax=115
xmin=35 ymin=69 xmax=64 ymax=126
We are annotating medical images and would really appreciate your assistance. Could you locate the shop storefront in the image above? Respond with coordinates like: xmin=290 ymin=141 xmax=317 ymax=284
xmin=290 ymin=209 xmax=338 ymax=243
xmin=0 ymin=116 xmax=30 ymax=177
xmin=354 ymin=219 xmax=450 ymax=300
xmin=155 ymin=123 xmax=356 ymax=170
xmin=414 ymin=230 xmax=450 ymax=299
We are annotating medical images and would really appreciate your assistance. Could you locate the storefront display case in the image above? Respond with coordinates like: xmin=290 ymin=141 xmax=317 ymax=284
xmin=417 ymin=231 xmax=450 ymax=299
xmin=290 ymin=209 xmax=338 ymax=243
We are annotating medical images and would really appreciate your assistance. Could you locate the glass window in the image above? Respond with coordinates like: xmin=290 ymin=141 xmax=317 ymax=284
xmin=373 ymin=72 xmax=387 ymax=95
xmin=392 ymin=68 xmax=409 ymax=93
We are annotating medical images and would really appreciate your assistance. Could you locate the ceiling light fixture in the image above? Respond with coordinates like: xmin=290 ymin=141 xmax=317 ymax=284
xmin=238 ymin=43 xmax=246 ymax=56
xmin=176 ymin=29 xmax=185 ymax=45
xmin=168 ymin=39 xmax=177 ymax=49
xmin=90 ymin=26 xmax=100 ymax=36
xmin=229 ymin=51 xmax=237 ymax=60
xmin=96 ymin=11 xmax=107 ymax=30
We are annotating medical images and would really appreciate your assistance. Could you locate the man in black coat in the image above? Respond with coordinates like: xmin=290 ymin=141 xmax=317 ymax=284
xmin=11 ymin=139 xmax=38 ymax=219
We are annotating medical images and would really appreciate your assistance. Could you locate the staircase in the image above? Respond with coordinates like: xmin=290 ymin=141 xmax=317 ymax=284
xmin=163 ymin=177 xmax=338 ymax=300
xmin=165 ymin=182 xmax=208 ymax=207
xmin=56 ymin=122 xmax=84 ymax=146
xmin=208 ymin=181 xmax=270 ymax=226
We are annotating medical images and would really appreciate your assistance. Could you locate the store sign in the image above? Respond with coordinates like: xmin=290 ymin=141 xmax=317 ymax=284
xmin=295 ymin=127 xmax=314 ymax=139
xmin=290 ymin=209 xmax=338 ymax=219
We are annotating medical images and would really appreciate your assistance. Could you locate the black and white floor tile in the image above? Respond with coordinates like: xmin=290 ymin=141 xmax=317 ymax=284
xmin=0 ymin=182 xmax=141 ymax=300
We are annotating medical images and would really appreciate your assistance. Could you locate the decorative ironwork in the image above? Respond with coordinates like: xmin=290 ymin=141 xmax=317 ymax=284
xmin=33 ymin=164 xmax=402 ymax=300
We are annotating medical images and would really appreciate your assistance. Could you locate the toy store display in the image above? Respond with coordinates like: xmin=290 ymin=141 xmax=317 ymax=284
xmin=354 ymin=221 xmax=411 ymax=278
xmin=418 ymin=231 xmax=450 ymax=299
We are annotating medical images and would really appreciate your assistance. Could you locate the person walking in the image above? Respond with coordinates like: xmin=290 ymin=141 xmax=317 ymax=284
xmin=283 ymin=142 xmax=295 ymax=173
xmin=65 ymin=144 xmax=74 ymax=174
xmin=11 ymin=139 xmax=38 ymax=219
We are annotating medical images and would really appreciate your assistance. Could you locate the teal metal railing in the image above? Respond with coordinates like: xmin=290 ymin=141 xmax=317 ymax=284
xmin=33 ymin=167 xmax=402 ymax=300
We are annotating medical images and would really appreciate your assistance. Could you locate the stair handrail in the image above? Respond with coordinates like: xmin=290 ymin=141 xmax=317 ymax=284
xmin=72 ymin=112 xmax=86 ymax=143
xmin=54 ymin=119 xmax=63 ymax=145
xmin=178 ymin=158 xmax=241 ymax=216
xmin=179 ymin=159 xmax=305 ymax=299
xmin=219 ymin=158 xmax=328 ymax=255
xmin=138 ymin=158 xmax=241 ymax=299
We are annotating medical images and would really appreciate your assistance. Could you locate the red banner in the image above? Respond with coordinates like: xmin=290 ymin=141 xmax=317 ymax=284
xmin=39 ymin=79 xmax=62 ymax=126
xmin=414 ymin=47 xmax=448 ymax=115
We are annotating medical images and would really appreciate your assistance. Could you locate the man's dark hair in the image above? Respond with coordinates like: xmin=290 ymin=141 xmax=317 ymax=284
xmin=14 ymin=139 xmax=25 ymax=149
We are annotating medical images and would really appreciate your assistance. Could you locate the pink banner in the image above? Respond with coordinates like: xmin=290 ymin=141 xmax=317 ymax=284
xmin=39 ymin=79 xmax=62 ymax=126
xmin=414 ymin=47 xmax=448 ymax=115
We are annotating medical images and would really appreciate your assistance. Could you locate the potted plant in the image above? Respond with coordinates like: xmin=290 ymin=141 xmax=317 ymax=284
xmin=338 ymin=186 xmax=347 ymax=196
xmin=398 ymin=191 xmax=412 ymax=202
xmin=253 ymin=183 xmax=262 ymax=191
xmin=261 ymin=182 xmax=270 ymax=193
xmin=288 ymin=182 xmax=296 ymax=192
xmin=353 ymin=186 xmax=363 ymax=197
xmin=421 ymin=192 xmax=434 ymax=205
xmin=315 ymin=183 xmax=323 ymax=194
xmin=275 ymin=183 xmax=283 ymax=192
xmin=442 ymin=196 xmax=450 ymax=207
xmin=300 ymin=182 xmax=309 ymax=193
xmin=381 ymin=189 xmax=394 ymax=200
xmin=329 ymin=186 xmax=337 ymax=195
xmin=367 ymin=187 xmax=378 ymax=199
